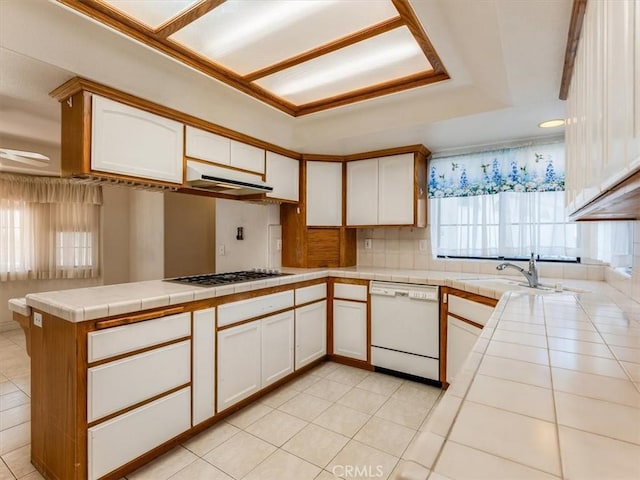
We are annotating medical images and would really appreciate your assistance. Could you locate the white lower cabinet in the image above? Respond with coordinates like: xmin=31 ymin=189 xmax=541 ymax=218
xmin=192 ymin=308 xmax=215 ymax=425
xmin=446 ymin=316 xmax=481 ymax=384
xmin=88 ymin=387 xmax=191 ymax=480
xmin=332 ymin=299 xmax=367 ymax=361
xmin=295 ymin=300 xmax=327 ymax=369
xmin=217 ymin=321 xmax=261 ymax=412
xmin=261 ymin=311 xmax=294 ymax=387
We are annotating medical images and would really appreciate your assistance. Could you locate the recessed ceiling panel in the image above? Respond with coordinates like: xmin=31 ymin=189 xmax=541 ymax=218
xmin=255 ymin=27 xmax=432 ymax=105
xmin=99 ymin=0 xmax=199 ymax=29
xmin=169 ymin=0 xmax=400 ymax=75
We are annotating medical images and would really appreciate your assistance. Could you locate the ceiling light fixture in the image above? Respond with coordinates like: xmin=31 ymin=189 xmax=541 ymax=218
xmin=538 ymin=119 xmax=565 ymax=128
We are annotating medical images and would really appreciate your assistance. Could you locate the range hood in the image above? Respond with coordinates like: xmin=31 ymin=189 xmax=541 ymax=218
xmin=186 ymin=161 xmax=273 ymax=195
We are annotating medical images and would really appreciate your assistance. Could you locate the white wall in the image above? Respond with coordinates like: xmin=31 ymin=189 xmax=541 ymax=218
xmin=128 ymin=190 xmax=164 ymax=281
xmin=215 ymin=199 xmax=280 ymax=272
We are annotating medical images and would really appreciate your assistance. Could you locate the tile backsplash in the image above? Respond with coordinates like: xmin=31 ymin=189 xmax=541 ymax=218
xmin=356 ymin=227 xmax=605 ymax=281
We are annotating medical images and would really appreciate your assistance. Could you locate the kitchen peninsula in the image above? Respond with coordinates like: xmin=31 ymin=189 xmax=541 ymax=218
xmin=9 ymin=267 xmax=640 ymax=480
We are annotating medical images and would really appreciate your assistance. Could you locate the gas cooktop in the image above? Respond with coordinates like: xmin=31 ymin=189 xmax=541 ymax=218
xmin=165 ymin=269 xmax=288 ymax=287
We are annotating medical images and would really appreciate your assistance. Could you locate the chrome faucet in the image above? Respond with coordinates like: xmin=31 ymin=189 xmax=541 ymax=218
xmin=496 ymin=253 xmax=539 ymax=288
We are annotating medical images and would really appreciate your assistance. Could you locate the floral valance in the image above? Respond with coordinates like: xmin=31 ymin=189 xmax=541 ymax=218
xmin=428 ymin=142 xmax=565 ymax=198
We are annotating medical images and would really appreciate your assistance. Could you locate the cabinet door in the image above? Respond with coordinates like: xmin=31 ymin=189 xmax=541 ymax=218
xmin=91 ymin=95 xmax=183 ymax=184
xmin=446 ymin=316 xmax=480 ymax=384
xmin=295 ymin=300 xmax=327 ymax=369
xmin=378 ymin=153 xmax=414 ymax=225
xmin=217 ymin=321 xmax=261 ymax=411
xmin=346 ymin=159 xmax=378 ymax=226
xmin=307 ymin=161 xmax=343 ymax=226
xmin=265 ymin=152 xmax=299 ymax=202
xmin=261 ymin=311 xmax=294 ymax=387
xmin=185 ymin=126 xmax=231 ymax=165
xmin=230 ymin=139 xmax=265 ymax=173
xmin=332 ymin=299 xmax=367 ymax=361
xmin=193 ymin=308 xmax=215 ymax=425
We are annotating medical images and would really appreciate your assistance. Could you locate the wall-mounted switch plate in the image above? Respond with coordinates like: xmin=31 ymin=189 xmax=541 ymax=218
xmin=364 ymin=239 xmax=372 ymax=250
xmin=217 ymin=244 xmax=226 ymax=256
xmin=419 ymin=240 xmax=428 ymax=251
xmin=33 ymin=312 xmax=42 ymax=328
xmin=276 ymin=239 xmax=282 ymax=251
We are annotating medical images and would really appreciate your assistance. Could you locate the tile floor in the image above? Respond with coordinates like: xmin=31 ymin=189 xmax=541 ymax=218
xmin=0 ymin=327 xmax=443 ymax=480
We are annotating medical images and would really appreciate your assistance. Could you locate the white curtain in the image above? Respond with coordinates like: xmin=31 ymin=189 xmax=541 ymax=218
xmin=0 ymin=174 xmax=102 ymax=281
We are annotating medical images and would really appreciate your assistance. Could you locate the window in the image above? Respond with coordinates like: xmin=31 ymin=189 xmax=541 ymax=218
xmin=428 ymin=141 xmax=632 ymax=265
xmin=0 ymin=175 xmax=102 ymax=281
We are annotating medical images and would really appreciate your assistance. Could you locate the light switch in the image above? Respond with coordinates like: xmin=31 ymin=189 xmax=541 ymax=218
xmin=33 ymin=312 xmax=42 ymax=328
xmin=364 ymin=239 xmax=372 ymax=250
xmin=217 ymin=244 xmax=226 ymax=256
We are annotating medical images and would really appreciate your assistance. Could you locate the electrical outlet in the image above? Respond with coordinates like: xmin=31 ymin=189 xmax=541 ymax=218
xmin=364 ymin=239 xmax=372 ymax=250
xmin=33 ymin=312 xmax=42 ymax=328
xmin=217 ymin=244 xmax=226 ymax=256
xmin=419 ymin=240 xmax=428 ymax=251
xmin=276 ymin=239 xmax=282 ymax=251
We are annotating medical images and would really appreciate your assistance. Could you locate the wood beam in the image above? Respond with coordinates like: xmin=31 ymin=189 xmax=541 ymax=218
xmin=154 ymin=0 xmax=226 ymax=38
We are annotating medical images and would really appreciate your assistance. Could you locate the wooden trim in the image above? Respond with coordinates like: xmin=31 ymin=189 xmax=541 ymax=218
xmin=391 ymin=0 xmax=449 ymax=76
xmin=185 ymin=156 xmax=267 ymax=177
xmin=344 ymin=144 xmax=431 ymax=161
xmin=447 ymin=312 xmax=484 ymax=330
xmin=95 ymin=306 xmax=185 ymax=329
xmin=439 ymin=290 xmax=448 ymax=387
xmin=328 ymin=355 xmax=374 ymax=371
xmin=559 ymin=0 xmax=589 ymax=100
xmin=301 ymin=154 xmax=345 ymax=162
xmin=216 ymin=306 xmax=294 ymax=331
xmin=295 ymin=298 xmax=328 ymax=310
xmin=87 ymin=383 xmax=191 ymax=428
xmin=153 ymin=0 xmax=225 ymax=38
xmin=244 ymin=17 xmax=405 ymax=82
xmin=443 ymin=287 xmax=499 ymax=308
xmin=87 ymin=336 xmax=192 ymax=368
xmin=12 ymin=312 xmax=31 ymax=356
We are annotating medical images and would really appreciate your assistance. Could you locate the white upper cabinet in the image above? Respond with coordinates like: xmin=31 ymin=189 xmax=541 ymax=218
xmin=346 ymin=158 xmax=378 ymax=226
xmin=347 ymin=153 xmax=417 ymax=226
xmin=91 ymin=95 xmax=183 ymax=184
xmin=230 ymin=139 xmax=265 ymax=174
xmin=378 ymin=154 xmax=415 ymax=225
xmin=185 ymin=126 xmax=231 ymax=165
xmin=265 ymin=152 xmax=299 ymax=202
xmin=307 ymin=161 xmax=342 ymax=226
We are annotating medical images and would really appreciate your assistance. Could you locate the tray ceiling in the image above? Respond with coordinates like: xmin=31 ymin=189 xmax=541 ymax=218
xmin=56 ymin=0 xmax=449 ymax=116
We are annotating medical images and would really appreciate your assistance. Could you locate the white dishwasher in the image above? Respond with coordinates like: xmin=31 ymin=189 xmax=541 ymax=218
xmin=370 ymin=281 xmax=440 ymax=383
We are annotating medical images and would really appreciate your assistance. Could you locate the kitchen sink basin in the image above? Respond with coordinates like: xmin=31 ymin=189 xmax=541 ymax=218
xmin=461 ymin=277 xmax=589 ymax=295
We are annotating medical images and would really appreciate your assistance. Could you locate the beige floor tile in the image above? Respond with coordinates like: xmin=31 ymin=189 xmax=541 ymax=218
xmin=466 ymin=374 xmax=555 ymax=422
xmin=496 ymin=320 xmax=546 ymax=336
xmin=491 ymin=329 xmax=548 ymax=348
xmin=313 ymin=404 xmax=371 ymax=437
xmin=449 ymin=402 xmax=560 ymax=476
xmin=312 ymin=362 xmax=341 ymax=378
xmin=282 ymin=423 xmax=349 ymax=468
xmin=182 ymin=422 xmax=241 ymax=457
xmin=391 ymin=383 xmax=441 ymax=408
xmin=168 ymin=458 xmax=232 ymax=480
xmin=478 ymin=355 xmax=551 ymax=388
xmin=258 ymin=385 xmax=299 ymax=408
xmin=327 ymin=440 xmax=399 ymax=480
xmin=0 ymin=459 xmax=13 ymax=480
xmin=0 ymin=383 xmax=18 ymax=397
xmin=554 ymin=391 xmax=640 ymax=445
xmin=304 ymin=378 xmax=353 ymax=402
xmin=0 ymin=444 xmax=34 ymax=478
xmin=225 ymin=402 xmax=273 ymax=429
xmin=325 ymin=366 xmax=370 ymax=386
xmin=354 ymin=417 xmax=415 ymax=457
xmin=551 ymin=367 xmax=640 ymax=408
xmin=0 ymin=422 xmax=29 ymax=456
xmin=127 ymin=446 xmax=197 ymax=480
xmin=0 ymin=392 xmax=29 ymax=414
xmin=203 ymin=431 xmax=276 ymax=479
xmin=245 ymin=410 xmax=307 ymax=447
xmin=314 ymin=470 xmax=342 ymax=480
xmin=0 ymin=404 xmax=30 ymax=432
xmin=356 ymin=373 xmax=403 ymax=397
xmin=621 ymin=361 xmax=640 ymax=382
xmin=389 ymin=460 xmax=430 ymax=480
xmin=402 ymin=431 xmax=444 ymax=469
xmin=284 ymin=372 xmax=321 ymax=392
xmin=434 ymin=441 xmax=559 ymax=480
xmin=558 ymin=426 xmax=640 ymax=480
xmin=278 ymin=392 xmax=331 ymax=421
xmin=611 ymin=345 xmax=640 ymax=364
xmin=17 ymin=471 xmax=43 ymax=480
xmin=485 ymin=340 xmax=549 ymax=365
xmin=375 ymin=398 xmax=430 ymax=430
xmin=243 ymin=449 xmax=320 ymax=480
xmin=428 ymin=472 xmax=453 ymax=480
xmin=337 ymin=387 xmax=388 ymax=415
xmin=9 ymin=376 xmax=29 ymax=398
xmin=549 ymin=350 xmax=628 ymax=379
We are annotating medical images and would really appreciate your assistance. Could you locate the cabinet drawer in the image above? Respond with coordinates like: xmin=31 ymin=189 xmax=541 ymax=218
xmin=88 ymin=312 xmax=191 ymax=362
xmin=218 ymin=291 xmax=294 ymax=327
xmin=295 ymin=283 xmax=327 ymax=305
xmin=88 ymin=387 xmax=191 ymax=480
xmin=87 ymin=340 xmax=190 ymax=422
xmin=448 ymin=296 xmax=494 ymax=326
xmin=333 ymin=283 xmax=367 ymax=301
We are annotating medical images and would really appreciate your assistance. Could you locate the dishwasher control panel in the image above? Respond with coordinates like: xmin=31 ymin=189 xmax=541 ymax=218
xmin=408 ymin=290 xmax=438 ymax=301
